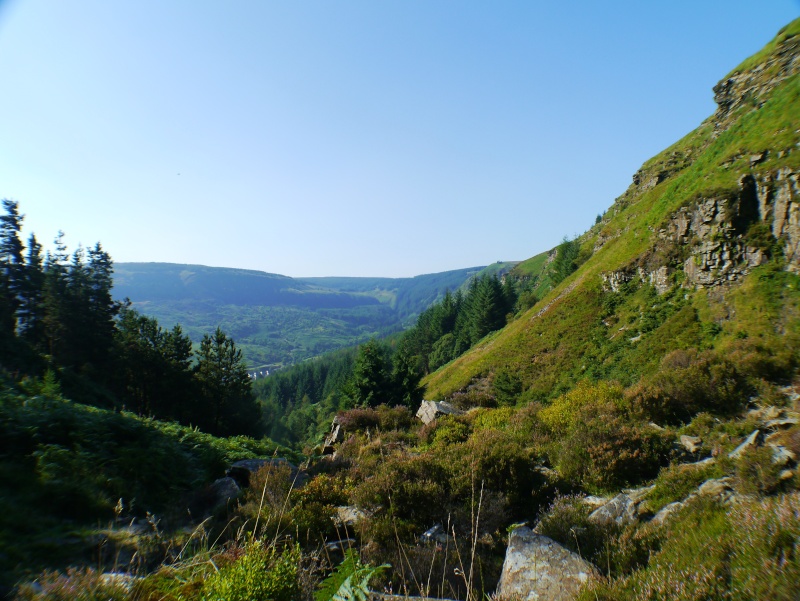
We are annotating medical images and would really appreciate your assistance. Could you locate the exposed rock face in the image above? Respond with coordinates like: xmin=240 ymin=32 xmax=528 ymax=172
xmin=495 ymin=528 xmax=599 ymax=601
xmin=415 ymin=400 xmax=465 ymax=425
xmin=323 ymin=415 xmax=345 ymax=454
xmin=208 ymin=477 xmax=240 ymax=508
xmin=602 ymin=167 xmax=798 ymax=292
xmin=712 ymin=29 xmax=800 ymax=133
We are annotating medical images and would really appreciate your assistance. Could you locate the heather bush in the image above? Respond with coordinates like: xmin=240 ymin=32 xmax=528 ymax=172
xmin=352 ymin=452 xmax=449 ymax=525
xmin=470 ymin=407 xmax=517 ymax=432
xmin=553 ymin=413 xmax=672 ymax=491
xmin=734 ymin=445 xmax=783 ymax=496
xmin=452 ymin=429 xmax=538 ymax=510
xmin=627 ymin=349 xmax=750 ymax=424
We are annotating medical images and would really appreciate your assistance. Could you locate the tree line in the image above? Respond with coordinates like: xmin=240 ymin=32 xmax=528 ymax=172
xmin=254 ymin=245 xmax=588 ymax=447
xmin=0 ymin=200 xmax=258 ymax=437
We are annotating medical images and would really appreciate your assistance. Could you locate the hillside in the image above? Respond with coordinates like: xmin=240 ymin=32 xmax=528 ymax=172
xmin=424 ymin=18 xmax=800 ymax=403
xmin=113 ymin=262 xmax=496 ymax=369
xmin=4 ymin=18 xmax=800 ymax=601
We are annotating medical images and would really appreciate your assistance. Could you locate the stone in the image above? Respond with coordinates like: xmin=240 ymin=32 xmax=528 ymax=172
xmin=765 ymin=417 xmax=799 ymax=430
xmin=495 ymin=527 xmax=599 ymax=601
xmin=697 ymin=477 xmax=735 ymax=503
xmin=325 ymin=538 xmax=357 ymax=552
xmin=679 ymin=435 xmax=703 ymax=454
xmin=208 ymin=477 xmax=240 ymax=508
xmin=334 ymin=505 xmax=369 ymax=527
xmin=728 ymin=429 xmax=763 ymax=459
xmin=322 ymin=415 xmax=345 ymax=453
xmin=623 ymin=485 xmax=655 ymax=504
xmin=100 ymin=573 xmax=141 ymax=593
xmin=588 ymin=494 xmax=638 ymax=527
xmin=769 ymin=445 xmax=796 ymax=467
xmin=651 ymin=501 xmax=684 ymax=527
xmin=582 ymin=496 xmax=610 ymax=510
xmin=415 ymin=400 xmax=465 ymax=425
xmin=420 ymin=524 xmax=453 ymax=545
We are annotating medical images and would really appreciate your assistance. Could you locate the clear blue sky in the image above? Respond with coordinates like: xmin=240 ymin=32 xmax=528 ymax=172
xmin=1 ymin=1 xmax=798 ymax=277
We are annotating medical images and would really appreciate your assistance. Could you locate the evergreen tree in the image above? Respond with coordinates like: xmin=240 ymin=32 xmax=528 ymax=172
xmin=42 ymin=232 xmax=70 ymax=361
xmin=195 ymin=327 xmax=258 ymax=436
xmin=0 ymin=200 xmax=25 ymax=339
xmin=390 ymin=343 xmax=424 ymax=408
xmin=19 ymin=233 xmax=45 ymax=347
xmin=346 ymin=339 xmax=390 ymax=407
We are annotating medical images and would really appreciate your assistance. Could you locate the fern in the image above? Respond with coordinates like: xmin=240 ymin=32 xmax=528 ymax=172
xmin=315 ymin=549 xmax=389 ymax=601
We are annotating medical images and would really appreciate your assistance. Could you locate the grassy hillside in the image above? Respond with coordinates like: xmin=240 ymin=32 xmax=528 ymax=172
xmin=424 ymin=18 xmax=800 ymax=402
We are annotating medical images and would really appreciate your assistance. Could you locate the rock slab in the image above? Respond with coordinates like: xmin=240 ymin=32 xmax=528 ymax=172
xmin=495 ymin=527 xmax=599 ymax=601
xmin=415 ymin=400 xmax=465 ymax=425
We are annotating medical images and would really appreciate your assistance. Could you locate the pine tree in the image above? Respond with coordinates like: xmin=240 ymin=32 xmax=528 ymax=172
xmin=195 ymin=327 xmax=258 ymax=436
xmin=19 ymin=233 xmax=46 ymax=347
xmin=0 ymin=200 xmax=25 ymax=339
xmin=347 ymin=339 xmax=390 ymax=407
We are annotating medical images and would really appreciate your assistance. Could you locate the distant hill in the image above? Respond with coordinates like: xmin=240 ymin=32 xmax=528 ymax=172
xmin=113 ymin=262 xmax=513 ymax=368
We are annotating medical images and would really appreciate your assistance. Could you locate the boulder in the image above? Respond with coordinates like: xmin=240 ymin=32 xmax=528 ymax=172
xmin=588 ymin=494 xmax=637 ymax=526
xmin=495 ymin=527 xmax=599 ymax=601
xmin=582 ymin=495 xmax=610 ymax=510
xmin=679 ymin=435 xmax=703 ymax=454
xmin=323 ymin=416 xmax=345 ymax=453
xmin=415 ymin=400 xmax=465 ymax=425
xmin=334 ymin=505 xmax=369 ymax=527
xmin=209 ymin=477 xmax=241 ymax=508
xmin=698 ymin=477 xmax=735 ymax=503
xmin=420 ymin=524 xmax=453 ymax=545
xmin=770 ymin=445 xmax=797 ymax=467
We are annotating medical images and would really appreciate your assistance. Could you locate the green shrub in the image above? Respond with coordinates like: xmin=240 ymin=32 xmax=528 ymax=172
xmin=431 ymin=416 xmax=471 ymax=446
xmin=553 ymin=414 xmax=672 ymax=491
xmin=627 ymin=349 xmax=750 ymax=424
xmin=201 ymin=542 xmax=300 ymax=601
xmin=642 ymin=460 xmax=722 ymax=514
xmin=589 ymin=493 xmax=800 ymax=600
xmin=734 ymin=446 xmax=783 ymax=496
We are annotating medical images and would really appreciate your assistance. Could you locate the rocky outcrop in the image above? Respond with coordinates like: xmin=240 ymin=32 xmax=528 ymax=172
xmin=712 ymin=28 xmax=800 ymax=134
xmin=587 ymin=493 xmax=638 ymax=527
xmin=495 ymin=527 xmax=599 ymax=601
xmin=603 ymin=167 xmax=798 ymax=292
xmin=416 ymin=400 xmax=465 ymax=425
xmin=323 ymin=415 xmax=345 ymax=454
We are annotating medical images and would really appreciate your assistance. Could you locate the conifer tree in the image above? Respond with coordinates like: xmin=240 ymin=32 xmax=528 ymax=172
xmin=0 ymin=200 xmax=25 ymax=339
xmin=195 ymin=327 xmax=257 ymax=436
